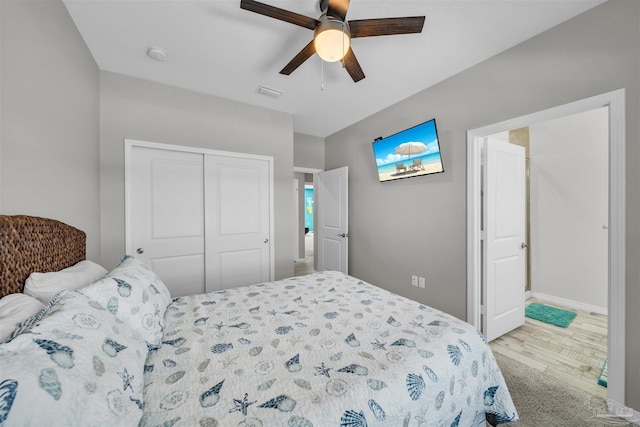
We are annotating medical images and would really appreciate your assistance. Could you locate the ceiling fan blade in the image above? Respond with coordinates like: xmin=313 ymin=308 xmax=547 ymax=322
xmin=342 ymin=48 xmax=365 ymax=82
xmin=349 ymin=16 xmax=425 ymax=38
xmin=240 ymin=0 xmax=319 ymax=30
xmin=327 ymin=0 xmax=350 ymax=22
xmin=280 ymin=40 xmax=317 ymax=75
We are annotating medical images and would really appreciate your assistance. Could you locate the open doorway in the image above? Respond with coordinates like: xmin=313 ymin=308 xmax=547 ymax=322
xmin=303 ymin=182 xmax=314 ymax=255
xmin=294 ymin=180 xmax=315 ymax=276
xmin=487 ymin=108 xmax=609 ymax=398
xmin=293 ymin=166 xmax=350 ymax=276
xmin=467 ymin=89 xmax=626 ymax=408
xmin=294 ymin=168 xmax=322 ymax=276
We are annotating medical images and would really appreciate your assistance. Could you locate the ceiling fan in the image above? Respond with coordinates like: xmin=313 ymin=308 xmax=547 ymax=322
xmin=240 ymin=0 xmax=425 ymax=82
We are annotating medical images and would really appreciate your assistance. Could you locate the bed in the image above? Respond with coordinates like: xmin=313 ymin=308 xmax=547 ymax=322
xmin=0 ymin=215 xmax=518 ymax=426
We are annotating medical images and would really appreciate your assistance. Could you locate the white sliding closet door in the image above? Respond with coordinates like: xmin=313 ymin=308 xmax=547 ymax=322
xmin=126 ymin=140 xmax=273 ymax=297
xmin=205 ymin=155 xmax=271 ymax=291
xmin=129 ymin=146 xmax=206 ymax=297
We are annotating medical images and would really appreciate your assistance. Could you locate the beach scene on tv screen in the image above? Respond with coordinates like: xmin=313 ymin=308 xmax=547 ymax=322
xmin=374 ymin=120 xmax=444 ymax=182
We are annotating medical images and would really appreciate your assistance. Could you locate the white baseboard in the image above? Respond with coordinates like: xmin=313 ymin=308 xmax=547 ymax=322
xmin=529 ymin=292 xmax=607 ymax=316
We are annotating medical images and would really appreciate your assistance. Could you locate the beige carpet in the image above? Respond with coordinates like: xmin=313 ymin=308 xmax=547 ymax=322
xmin=494 ymin=352 xmax=629 ymax=426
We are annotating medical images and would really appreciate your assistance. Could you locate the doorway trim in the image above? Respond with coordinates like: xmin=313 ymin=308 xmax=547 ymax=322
xmin=293 ymin=179 xmax=301 ymax=261
xmin=466 ymin=89 xmax=626 ymax=406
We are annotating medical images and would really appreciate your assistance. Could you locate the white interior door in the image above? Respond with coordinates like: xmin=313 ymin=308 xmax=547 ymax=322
xmin=316 ymin=167 xmax=348 ymax=273
xmin=128 ymin=146 xmax=206 ymax=297
xmin=205 ymin=155 xmax=271 ymax=291
xmin=483 ymin=137 xmax=526 ymax=341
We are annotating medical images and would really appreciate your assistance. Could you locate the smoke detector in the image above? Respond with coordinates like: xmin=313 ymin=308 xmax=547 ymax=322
xmin=147 ymin=46 xmax=168 ymax=61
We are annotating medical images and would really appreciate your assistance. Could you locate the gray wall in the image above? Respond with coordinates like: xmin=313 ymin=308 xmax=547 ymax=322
xmin=294 ymin=132 xmax=325 ymax=170
xmin=0 ymin=0 xmax=101 ymax=261
xmin=325 ymin=0 xmax=639 ymax=410
xmin=100 ymin=71 xmax=294 ymax=279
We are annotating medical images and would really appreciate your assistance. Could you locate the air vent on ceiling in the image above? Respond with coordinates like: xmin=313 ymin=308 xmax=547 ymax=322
xmin=256 ymin=85 xmax=283 ymax=99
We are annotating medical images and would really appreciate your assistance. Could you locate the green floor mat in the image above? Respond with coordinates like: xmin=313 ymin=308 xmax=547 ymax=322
xmin=598 ymin=359 xmax=608 ymax=387
xmin=525 ymin=302 xmax=577 ymax=328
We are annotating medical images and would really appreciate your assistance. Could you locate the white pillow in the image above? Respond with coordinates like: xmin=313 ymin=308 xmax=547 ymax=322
xmin=0 ymin=293 xmax=45 ymax=342
xmin=24 ymin=260 xmax=108 ymax=304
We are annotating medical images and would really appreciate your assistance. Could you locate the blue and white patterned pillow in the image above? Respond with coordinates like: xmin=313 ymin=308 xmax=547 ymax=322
xmin=80 ymin=256 xmax=171 ymax=346
xmin=0 ymin=290 xmax=147 ymax=426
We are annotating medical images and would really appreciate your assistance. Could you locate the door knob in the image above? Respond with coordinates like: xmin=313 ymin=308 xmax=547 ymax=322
xmin=136 ymin=248 xmax=144 ymax=254
xmin=520 ymin=243 xmax=528 ymax=249
xmin=264 ymin=238 xmax=269 ymax=243
xmin=338 ymin=233 xmax=349 ymax=238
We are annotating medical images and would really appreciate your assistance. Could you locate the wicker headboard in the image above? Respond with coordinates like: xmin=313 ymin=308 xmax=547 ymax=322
xmin=0 ymin=215 xmax=86 ymax=298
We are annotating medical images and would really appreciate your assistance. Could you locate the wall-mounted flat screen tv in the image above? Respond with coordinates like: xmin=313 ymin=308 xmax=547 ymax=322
xmin=372 ymin=118 xmax=444 ymax=182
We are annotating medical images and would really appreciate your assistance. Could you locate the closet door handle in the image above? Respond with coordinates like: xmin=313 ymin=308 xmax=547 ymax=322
xmin=264 ymin=239 xmax=269 ymax=244
xmin=136 ymin=248 xmax=144 ymax=254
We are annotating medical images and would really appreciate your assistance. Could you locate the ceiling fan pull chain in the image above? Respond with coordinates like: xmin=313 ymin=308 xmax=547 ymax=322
xmin=321 ymin=59 xmax=325 ymax=91
xmin=342 ymin=21 xmax=346 ymax=69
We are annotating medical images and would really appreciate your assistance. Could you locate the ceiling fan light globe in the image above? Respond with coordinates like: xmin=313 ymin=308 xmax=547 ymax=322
xmin=314 ymin=20 xmax=350 ymax=62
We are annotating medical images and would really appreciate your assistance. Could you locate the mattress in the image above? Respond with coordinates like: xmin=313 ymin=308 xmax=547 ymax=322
xmin=140 ymin=271 xmax=517 ymax=426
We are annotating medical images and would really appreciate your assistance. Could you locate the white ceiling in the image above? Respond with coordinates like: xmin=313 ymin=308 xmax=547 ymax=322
xmin=63 ymin=0 xmax=605 ymax=138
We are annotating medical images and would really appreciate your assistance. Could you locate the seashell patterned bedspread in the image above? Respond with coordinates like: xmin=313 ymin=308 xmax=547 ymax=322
xmin=140 ymin=271 xmax=518 ymax=427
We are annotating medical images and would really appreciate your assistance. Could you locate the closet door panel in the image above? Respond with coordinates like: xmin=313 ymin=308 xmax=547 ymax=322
xmin=129 ymin=146 xmax=205 ymax=297
xmin=219 ymin=166 xmax=261 ymax=235
xmin=217 ymin=249 xmax=263 ymax=290
xmin=205 ymin=155 xmax=271 ymax=292
xmin=151 ymin=255 xmax=205 ymax=297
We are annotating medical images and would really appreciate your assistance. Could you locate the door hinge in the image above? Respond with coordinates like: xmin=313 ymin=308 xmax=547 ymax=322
xmin=480 ymin=305 xmax=487 ymax=315
xmin=480 ymin=230 xmax=486 ymax=241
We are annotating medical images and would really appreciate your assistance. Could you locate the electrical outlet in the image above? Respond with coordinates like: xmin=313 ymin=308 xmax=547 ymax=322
xmin=418 ymin=277 xmax=425 ymax=289
xmin=411 ymin=275 xmax=418 ymax=287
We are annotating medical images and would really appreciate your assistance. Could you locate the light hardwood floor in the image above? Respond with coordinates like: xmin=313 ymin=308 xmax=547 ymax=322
xmin=490 ymin=297 xmax=608 ymax=400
